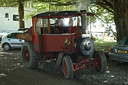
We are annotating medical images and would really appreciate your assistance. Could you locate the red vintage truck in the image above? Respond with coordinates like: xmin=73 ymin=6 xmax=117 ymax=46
xmin=17 ymin=10 xmax=107 ymax=79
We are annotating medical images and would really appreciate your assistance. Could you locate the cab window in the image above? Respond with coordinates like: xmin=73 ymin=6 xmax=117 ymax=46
xmin=70 ymin=16 xmax=81 ymax=27
xmin=43 ymin=19 xmax=48 ymax=33
xmin=36 ymin=18 xmax=43 ymax=35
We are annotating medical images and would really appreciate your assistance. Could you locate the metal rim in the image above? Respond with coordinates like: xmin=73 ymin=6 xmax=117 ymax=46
xmin=94 ymin=56 xmax=101 ymax=71
xmin=24 ymin=47 xmax=30 ymax=62
xmin=63 ymin=60 xmax=67 ymax=76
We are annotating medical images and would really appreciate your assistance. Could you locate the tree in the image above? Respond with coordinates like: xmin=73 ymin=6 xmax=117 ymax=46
xmin=114 ymin=0 xmax=128 ymax=42
xmin=18 ymin=0 xmax=25 ymax=28
xmin=96 ymin=0 xmax=128 ymax=41
xmin=89 ymin=3 xmax=115 ymax=39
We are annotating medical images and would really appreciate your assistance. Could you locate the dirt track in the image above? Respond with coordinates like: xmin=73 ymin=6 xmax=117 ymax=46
xmin=0 ymin=44 xmax=128 ymax=85
xmin=0 ymin=46 xmax=83 ymax=85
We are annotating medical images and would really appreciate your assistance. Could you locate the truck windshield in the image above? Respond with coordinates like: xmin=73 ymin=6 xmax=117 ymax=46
xmin=50 ymin=16 xmax=81 ymax=27
xmin=59 ymin=16 xmax=81 ymax=27
xmin=70 ymin=16 xmax=81 ymax=27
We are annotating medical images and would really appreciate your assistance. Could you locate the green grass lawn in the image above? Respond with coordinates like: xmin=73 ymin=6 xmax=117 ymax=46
xmin=94 ymin=40 xmax=116 ymax=51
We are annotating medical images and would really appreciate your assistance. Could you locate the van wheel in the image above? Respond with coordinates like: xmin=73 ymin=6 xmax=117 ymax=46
xmin=63 ymin=55 xmax=74 ymax=79
xmin=21 ymin=42 xmax=39 ymax=69
xmin=3 ymin=43 xmax=11 ymax=51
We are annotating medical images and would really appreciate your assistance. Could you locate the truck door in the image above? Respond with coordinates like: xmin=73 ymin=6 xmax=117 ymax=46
xmin=32 ymin=17 xmax=43 ymax=53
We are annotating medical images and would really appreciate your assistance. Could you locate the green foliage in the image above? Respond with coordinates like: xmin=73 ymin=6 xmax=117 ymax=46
xmin=88 ymin=2 xmax=116 ymax=39
xmin=88 ymin=0 xmax=117 ymax=40
xmin=0 ymin=0 xmax=79 ymax=20
xmin=96 ymin=0 xmax=113 ymax=13
xmin=24 ymin=2 xmax=50 ymax=20
xmin=89 ymin=4 xmax=114 ymax=24
xmin=0 ymin=0 xmax=18 ymax=7
xmin=24 ymin=0 xmax=79 ymax=19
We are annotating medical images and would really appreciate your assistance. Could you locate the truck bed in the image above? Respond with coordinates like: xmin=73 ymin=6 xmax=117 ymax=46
xmin=16 ymin=33 xmax=32 ymax=41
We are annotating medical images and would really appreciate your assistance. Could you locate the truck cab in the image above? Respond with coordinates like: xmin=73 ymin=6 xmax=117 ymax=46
xmin=17 ymin=10 xmax=107 ymax=79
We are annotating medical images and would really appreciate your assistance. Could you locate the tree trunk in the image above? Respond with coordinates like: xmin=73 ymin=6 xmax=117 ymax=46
xmin=18 ymin=0 xmax=25 ymax=29
xmin=114 ymin=0 xmax=128 ymax=42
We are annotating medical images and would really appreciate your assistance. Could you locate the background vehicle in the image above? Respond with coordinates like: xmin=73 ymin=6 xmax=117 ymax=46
xmin=0 ymin=32 xmax=8 ymax=43
xmin=109 ymin=36 xmax=128 ymax=62
xmin=17 ymin=10 xmax=107 ymax=79
xmin=1 ymin=31 xmax=24 ymax=51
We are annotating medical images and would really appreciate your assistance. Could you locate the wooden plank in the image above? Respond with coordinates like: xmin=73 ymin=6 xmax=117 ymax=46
xmin=16 ymin=33 xmax=32 ymax=41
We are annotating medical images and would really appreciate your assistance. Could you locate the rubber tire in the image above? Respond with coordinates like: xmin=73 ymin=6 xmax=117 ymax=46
xmin=94 ymin=51 xmax=107 ymax=74
xmin=21 ymin=42 xmax=39 ymax=69
xmin=3 ymin=43 xmax=11 ymax=51
xmin=62 ymin=56 xmax=74 ymax=79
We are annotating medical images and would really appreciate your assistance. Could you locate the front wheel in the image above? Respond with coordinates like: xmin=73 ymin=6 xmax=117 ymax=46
xmin=94 ymin=51 xmax=107 ymax=73
xmin=62 ymin=56 xmax=74 ymax=79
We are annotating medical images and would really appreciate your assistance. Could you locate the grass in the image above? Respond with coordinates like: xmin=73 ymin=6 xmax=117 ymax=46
xmin=94 ymin=40 xmax=117 ymax=51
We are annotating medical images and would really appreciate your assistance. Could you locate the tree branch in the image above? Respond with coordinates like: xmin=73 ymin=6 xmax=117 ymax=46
xmin=96 ymin=0 xmax=114 ymax=13
xmin=102 ymin=0 xmax=113 ymax=9
xmin=96 ymin=1 xmax=114 ymax=13
xmin=100 ymin=4 xmax=114 ymax=13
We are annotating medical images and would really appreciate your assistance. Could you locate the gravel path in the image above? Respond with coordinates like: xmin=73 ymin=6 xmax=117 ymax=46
xmin=0 ymin=44 xmax=128 ymax=85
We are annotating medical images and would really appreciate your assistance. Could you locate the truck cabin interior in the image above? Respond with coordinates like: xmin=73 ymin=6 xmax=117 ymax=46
xmin=33 ymin=11 xmax=94 ymax=35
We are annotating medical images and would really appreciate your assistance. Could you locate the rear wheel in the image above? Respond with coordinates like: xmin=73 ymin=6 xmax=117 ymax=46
xmin=21 ymin=42 xmax=39 ymax=69
xmin=62 ymin=56 xmax=74 ymax=79
xmin=3 ymin=43 xmax=11 ymax=51
xmin=94 ymin=51 xmax=107 ymax=73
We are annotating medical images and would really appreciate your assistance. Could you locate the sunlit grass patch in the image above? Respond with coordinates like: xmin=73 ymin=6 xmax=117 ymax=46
xmin=95 ymin=41 xmax=116 ymax=47
xmin=94 ymin=40 xmax=116 ymax=51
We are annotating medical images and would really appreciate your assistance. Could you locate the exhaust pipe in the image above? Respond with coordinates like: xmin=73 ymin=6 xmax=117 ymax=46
xmin=80 ymin=10 xmax=87 ymax=34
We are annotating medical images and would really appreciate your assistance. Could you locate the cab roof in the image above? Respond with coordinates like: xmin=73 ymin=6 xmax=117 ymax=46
xmin=33 ymin=11 xmax=94 ymax=18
